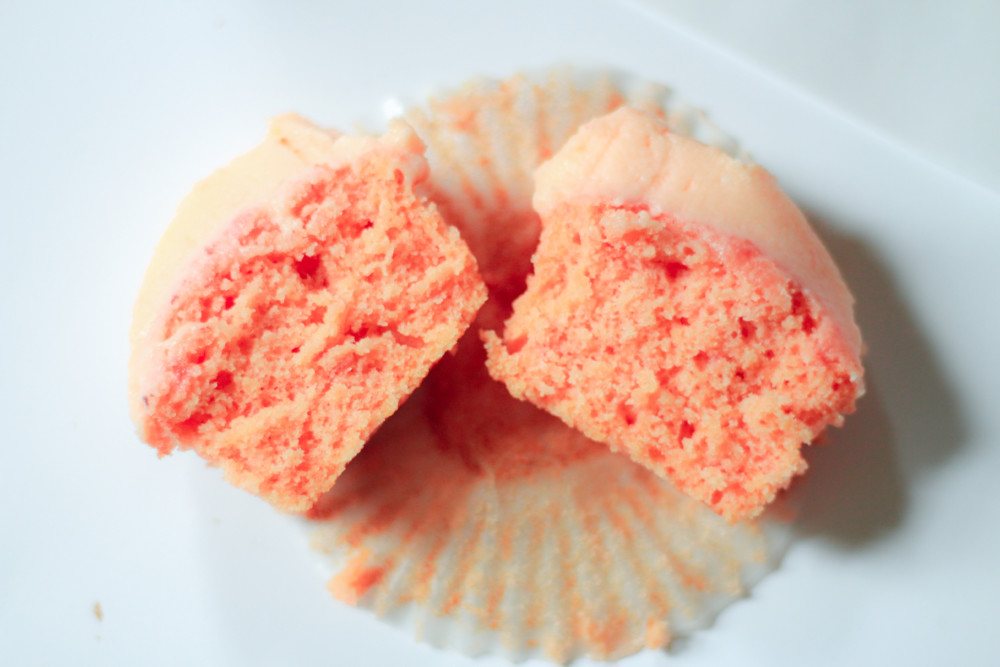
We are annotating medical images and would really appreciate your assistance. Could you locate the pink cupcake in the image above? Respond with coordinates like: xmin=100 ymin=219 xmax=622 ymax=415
xmin=129 ymin=115 xmax=486 ymax=511
xmin=485 ymin=107 xmax=864 ymax=521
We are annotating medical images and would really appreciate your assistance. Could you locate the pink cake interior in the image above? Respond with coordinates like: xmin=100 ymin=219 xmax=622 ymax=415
xmin=486 ymin=201 xmax=862 ymax=520
xmin=139 ymin=152 xmax=485 ymax=510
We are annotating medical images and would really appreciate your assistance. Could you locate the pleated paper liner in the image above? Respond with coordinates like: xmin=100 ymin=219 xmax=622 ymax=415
xmin=309 ymin=338 xmax=795 ymax=662
xmin=305 ymin=69 xmax=795 ymax=663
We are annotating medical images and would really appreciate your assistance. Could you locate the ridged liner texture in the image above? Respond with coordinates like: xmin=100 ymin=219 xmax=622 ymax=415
xmin=306 ymin=69 xmax=794 ymax=663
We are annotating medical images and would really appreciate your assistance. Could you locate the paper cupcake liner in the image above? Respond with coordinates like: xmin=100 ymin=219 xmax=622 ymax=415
xmin=308 ymin=359 xmax=794 ymax=662
xmin=305 ymin=69 xmax=794 ymax=663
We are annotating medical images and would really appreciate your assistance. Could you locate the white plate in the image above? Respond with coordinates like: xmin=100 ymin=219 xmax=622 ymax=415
xmin=2 ymin=1 xmax=999 ymax=665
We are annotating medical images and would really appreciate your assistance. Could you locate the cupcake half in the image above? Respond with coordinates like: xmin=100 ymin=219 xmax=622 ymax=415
xmin=129 ymin=115 xmax=486 ymax=511
xmin=485 ymin=107 xmax=864 ymax=521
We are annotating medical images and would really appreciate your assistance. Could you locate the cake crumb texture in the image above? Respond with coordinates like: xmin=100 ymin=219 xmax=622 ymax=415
xmin=485 ymin=109 xmax=863 ymax=521
xmin=136 ymin=138 xmax=485 ymax=511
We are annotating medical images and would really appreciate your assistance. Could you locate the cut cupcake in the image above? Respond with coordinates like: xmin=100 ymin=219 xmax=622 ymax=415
xmin=485 ymin=107 xmax=864 ymax=522
xmin=128 ymin=115 xmax=487 ymax=511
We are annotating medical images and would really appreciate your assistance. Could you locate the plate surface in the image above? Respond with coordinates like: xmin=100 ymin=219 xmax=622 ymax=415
xmin=1 ymin=1 xmax=999 ymax=665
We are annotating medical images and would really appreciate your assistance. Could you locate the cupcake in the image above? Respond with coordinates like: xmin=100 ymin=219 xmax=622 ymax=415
xmin=484 ymin=107 xmax=864 ymax=521
xmin=128 ymin=115 xmax=486 ymax=511
xmin=307 ymin=72 xmax=795 ymax=662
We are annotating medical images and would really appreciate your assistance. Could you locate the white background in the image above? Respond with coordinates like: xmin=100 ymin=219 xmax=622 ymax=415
xmin=2 ymin=1 xmax=999 ymax=665
xmin=631 ymin=0 xmax=1000 ymax=193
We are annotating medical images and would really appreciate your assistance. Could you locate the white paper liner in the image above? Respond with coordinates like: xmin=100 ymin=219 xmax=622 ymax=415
xmin=306 ymin=393 xmax=795 ymax=662
xmin=304 ymin=69 xmax=795 ymax=663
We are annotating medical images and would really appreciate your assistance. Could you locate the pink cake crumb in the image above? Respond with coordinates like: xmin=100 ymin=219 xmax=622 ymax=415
xmin=485 ymin=108 xmax=864 ymax=521
xmin=131 ymin=120 xmax=486 ymax=511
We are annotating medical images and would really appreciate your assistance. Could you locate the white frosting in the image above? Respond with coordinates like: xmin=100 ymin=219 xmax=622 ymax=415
xmin=533 ymin=107 xmax=862 ymax=358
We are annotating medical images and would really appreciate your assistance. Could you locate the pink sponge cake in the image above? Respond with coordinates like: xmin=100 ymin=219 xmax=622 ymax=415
xmin=485 ymin=107 xmax=863 ymax=521
xmin=129 ymin=115 xmax=487 ymax=511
